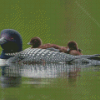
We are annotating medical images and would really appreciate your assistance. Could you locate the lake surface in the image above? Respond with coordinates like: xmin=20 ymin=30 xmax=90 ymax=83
xmin=0 ymin=63 xmax=100 ymax=100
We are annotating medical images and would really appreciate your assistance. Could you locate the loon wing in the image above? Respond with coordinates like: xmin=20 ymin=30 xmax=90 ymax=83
xmin=6 ymin=48 xmax=75 ymax=63
xmin=6 ymin=48 xmax=100 ymax=64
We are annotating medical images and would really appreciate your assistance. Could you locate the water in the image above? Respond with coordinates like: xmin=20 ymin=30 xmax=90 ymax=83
xmin=0 ymin=63 xmax=100 ymax=100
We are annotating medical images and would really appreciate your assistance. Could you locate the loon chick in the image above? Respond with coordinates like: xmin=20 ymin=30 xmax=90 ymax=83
xmin=27 ymin=37 xmax=60 ymax=52
xmin=66 ymin=41 xmax=82 ymax=55
xmin=27 ymin=37 xmax=42 ymax=48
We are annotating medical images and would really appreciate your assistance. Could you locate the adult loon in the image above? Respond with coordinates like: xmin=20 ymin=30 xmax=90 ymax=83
xmin=0 ymin=29 xmax=99 ymax=65
xmin=0 ymin=29 xmax=22 ymax=87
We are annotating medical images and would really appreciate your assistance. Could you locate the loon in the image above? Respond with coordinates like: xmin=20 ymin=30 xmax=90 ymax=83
xmin=0 ymin=29 xmax=100 ymax=65
xmin=0 ymin=29 xmax=22 ymax=87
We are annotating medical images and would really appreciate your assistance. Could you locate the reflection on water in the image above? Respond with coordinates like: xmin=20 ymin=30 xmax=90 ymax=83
xmin=21 ymin=63 xmax=82 ymax=87
xmin=0 ymin=62 xmax=93 ymax=87
xmin=1 ymin=63 xmax=100 ymax=99
xmin=0 ymin=64 xmax=21 ymax=88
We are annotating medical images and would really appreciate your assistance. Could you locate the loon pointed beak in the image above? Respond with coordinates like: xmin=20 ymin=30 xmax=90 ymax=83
xmin=0 ymin=37 xmax=7 ymax=45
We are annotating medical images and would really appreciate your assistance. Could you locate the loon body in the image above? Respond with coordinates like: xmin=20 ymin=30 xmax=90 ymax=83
xmin=6 ymin=48 xmax=74 ymax=63
xmin=6 ymin=48 xmax=100 ymax=65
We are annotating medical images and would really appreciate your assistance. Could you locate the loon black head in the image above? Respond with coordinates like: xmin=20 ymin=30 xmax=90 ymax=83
xmin=0 ymin=29 xmax=22 ymax=53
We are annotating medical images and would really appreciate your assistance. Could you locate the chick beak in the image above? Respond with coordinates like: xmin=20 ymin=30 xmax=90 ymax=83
xmin=27 ymin=42 xmax=31 ymax=45
xmin=0 ymin=37 xmax=7 ymax=45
